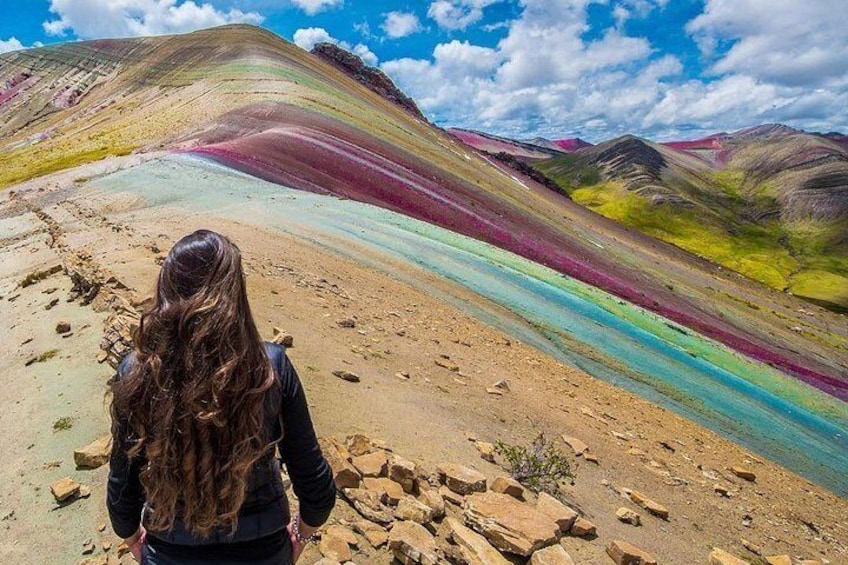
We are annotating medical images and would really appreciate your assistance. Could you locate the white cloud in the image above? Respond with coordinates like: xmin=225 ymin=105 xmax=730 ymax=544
xmin=293 ymin=27 xmax=378 ymax=66
xmin=43 ymin=0 xmax=263 ymax=39
xmin=687 ymin=0 xmax=848 ymax=88
xmin=381 ymin=0 xmax=848 ymax=140
xmin=0 ymin=37 xmax=26 ymax=54
xmin=382 ymin=11 xmax=422 ymax=39
xmin=427 ymin=0 xmax=501 ymax=31
xmin=290 ymin=0 xmax=342 ymax=16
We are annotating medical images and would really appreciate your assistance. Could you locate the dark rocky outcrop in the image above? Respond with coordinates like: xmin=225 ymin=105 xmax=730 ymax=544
xmin=311 ymin=42 xmax=425 ymax=121
xmin=491 ymin=151 xmax=570 ymax=197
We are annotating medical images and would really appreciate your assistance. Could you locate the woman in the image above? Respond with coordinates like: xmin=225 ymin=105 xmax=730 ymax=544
xmin=107 ymin=229 xmax=336 ymax=564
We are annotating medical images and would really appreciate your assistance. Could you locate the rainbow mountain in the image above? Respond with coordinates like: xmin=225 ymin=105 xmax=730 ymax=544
xmin=1 ymin=25 xmax=846 ymax=495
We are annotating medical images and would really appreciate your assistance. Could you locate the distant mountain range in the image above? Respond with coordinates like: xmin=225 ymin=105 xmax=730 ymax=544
xmin=452 ymin=124 xmax=848 ymax=313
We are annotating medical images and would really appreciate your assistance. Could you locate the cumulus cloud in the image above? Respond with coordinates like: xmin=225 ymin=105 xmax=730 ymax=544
xmin=382 ymin=12 xmax=422 ymax=39
xmin=43 ymin=0 xmax=263 ymax=39
xmin=382 ymin=0 xmax=848 ymax=140
xmin=0 ymin=37 xmax=26 ymax=54
xmin=293 ymin=27 xmax=378 ymax=66
xmin=290 ymin=0 xmax=343 ymax=16
xmin=687 ymin=0 xmax=848 ymax=88
xmin=427 ymin=0 xmax=501 ymax=31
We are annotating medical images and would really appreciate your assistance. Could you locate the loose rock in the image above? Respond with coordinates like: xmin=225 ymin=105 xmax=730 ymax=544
xmin=615 ymin=507 xmax=641 ymax=526
xmin=764 ymin=556 xmax=792 ymax=565
xmin=417 ymin=489 xmax=445 ymax=519
xmin=529 ymin=544 xmax=576 ymax=565
xmin=443 ymin=517 xmax=510 ymax=565
xmin=439 ymin=485 xmax=465 ymax=507
xmin=628 ymin=491 xmax=669 ymax=520
xmin=490 ymin=476 xmax=525 ymax=500
xmin=475 ymin=441 xmax=496 ymax=463
xmin=362 ymin=477 xmax=405 ymax=505
xmin=337 ymin=318 xmax=356 ymax=328
xmin=388 ymin=455 xmax=417 ymax=493
xmin=394 ymin=496 xmax=434 ymax=524
xmin=437 ymin=463 xmax=487 ymax=495
xmin=708 ymin=547 xmax=748 ymax=565
xmin=352 ymin=450 xmax=388 ymax=478
xmin=332 ymin=370 xmax=360 ymax=383
xmin=320 ymin=532 xmax=353 ymax=562
xmin=561 ymin=435 xmax=589 ymax=456
xmin=569 ymin=517 xmax=596 ymax=538
xmin=319 ymin=437 xmax=361 ymax=490
xmin=388 ymin=520 xmax=440 ymax=565
xmin=606 ymin=539 xmax=657 ymax=565
xmin=343 ymin=488 xmax=394 ymax=524
xmin=56 ymin=320 xmax=72 ymax=334
xmin=464 ymin=491 xmax=559 ymax=556
xmin=536 ymin=492 xmax=578 ymax=533
xmin=50 ymin=477 xmax=80 ymax=502
xmin=730 ymin=467 xmax=757 ymax=482
xmin=74 ymin=436 xmax=113 ymax=469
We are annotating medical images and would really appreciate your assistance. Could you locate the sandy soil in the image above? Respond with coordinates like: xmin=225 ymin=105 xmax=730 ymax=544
xmin=1 ymin=165 xmax=846 ymax=565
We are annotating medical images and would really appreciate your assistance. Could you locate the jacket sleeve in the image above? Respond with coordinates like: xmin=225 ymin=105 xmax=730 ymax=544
xmin=106 ymin=355 xmax=146 ymax=539
xmin=276 ymin=353 xmax=336 ymax=527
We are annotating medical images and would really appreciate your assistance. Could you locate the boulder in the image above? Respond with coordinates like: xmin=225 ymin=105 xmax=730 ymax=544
xmin=561 ymin=435 xmax=588 ymax=456
xmin=615 ymin=507 xmax=641 ymax=526
xmin=342 ymin=488 xmax=394 ymax=524
xmin=464 ymin=491 xmax=559 ymax=556
xmin=606 ymin=540 xmax=657 ymax=565
xmin=352 ymin=450 xmax=388 ymax=478
xmin=443 ymin=517 xmax=510 ymax=565
xmin=438 ymin=463 xmax=487 ymax=495
xmin=50 ymin=477 xmax=80 ymax=502
xmin=490 ymin=476 xmax=525 ymax=500
xmin=708 ymin=548 xmax=748 ymax=565
xmin=319 ymin=437 xmax=361 ymax=490
xmin=417 ymin=489 xmax=445 ymax=519
xmin=388 ymin=520 xmax=440 ymax=565
xmin=628 ymin=491 xmax=669 ymax=519
xmin=529 ymin=544 xmax=576 ymax=565
xmin=730 ymin=467 xmax=757 ymax=482
xmin=56 ymin=320 xmax=72 ymax=334
xmin=536 ymin=492 xmax=578 ymax=533
xmin=569 ymin=517 xmax=596 ymax=538
xmin=394 ymin=496 xmax=434 ymax=524
xmin=389 ymin=455 xmax=417 ymax=493
xmin=74 ymin=436 xmax=113 ymax=469
xmin=362 ymin=477 xmax=405 ymax=505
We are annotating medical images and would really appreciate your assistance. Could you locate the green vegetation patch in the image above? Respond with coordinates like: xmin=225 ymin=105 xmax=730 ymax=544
xmin=52 ymin=416 xmax=74 ymax=431
xmin=36 ymin=349 xmax=60 ymax=363
xmin=494 ymin=434 xmax=575 ymax=495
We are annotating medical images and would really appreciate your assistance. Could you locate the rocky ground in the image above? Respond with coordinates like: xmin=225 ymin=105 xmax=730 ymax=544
xmin=0 ymin=163 xmax=846 ymax=564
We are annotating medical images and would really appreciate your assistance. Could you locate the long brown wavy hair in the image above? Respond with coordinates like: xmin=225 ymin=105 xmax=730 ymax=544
xmin=111 ymin=229 xmax=278 ymax=537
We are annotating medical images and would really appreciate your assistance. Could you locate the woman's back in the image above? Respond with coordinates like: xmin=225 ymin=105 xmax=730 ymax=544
xmin=106 ymin=230 xmax=335 ymax=563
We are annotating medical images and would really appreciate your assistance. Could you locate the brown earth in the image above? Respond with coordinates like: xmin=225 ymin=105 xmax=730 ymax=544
xmin=1 ymin=164 xmax=846 ymax=564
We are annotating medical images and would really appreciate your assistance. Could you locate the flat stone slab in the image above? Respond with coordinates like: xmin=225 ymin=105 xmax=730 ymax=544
xmin=464 ymin=491 xmax=559 ymax=556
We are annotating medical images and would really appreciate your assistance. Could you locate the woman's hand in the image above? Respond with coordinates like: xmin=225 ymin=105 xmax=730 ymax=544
xmin=286 ymin=521 xmax=304 ymax=563
xmin=125 ymin=526 xmax=146 ymax=562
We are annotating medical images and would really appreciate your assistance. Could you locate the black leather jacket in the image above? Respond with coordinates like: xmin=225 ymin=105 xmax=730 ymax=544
xmin=106 ymin=342 xmax=336 ymax=546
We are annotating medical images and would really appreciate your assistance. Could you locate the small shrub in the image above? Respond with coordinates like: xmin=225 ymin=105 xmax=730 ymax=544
xmin=494 ymin=433 xmax=575 ymax=495
xmin=36 ymin=349 xmax=59 ymax=363
xmin=53 ymin=417 xmax=74 ymax=431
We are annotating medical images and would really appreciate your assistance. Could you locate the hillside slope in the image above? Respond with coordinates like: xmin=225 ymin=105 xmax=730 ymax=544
xmin=537 ymin=129 xmax=848 ymax=313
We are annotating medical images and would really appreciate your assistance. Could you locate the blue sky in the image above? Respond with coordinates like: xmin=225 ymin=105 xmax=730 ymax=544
xmin=2 ymin=1 xmax=846 ymax=142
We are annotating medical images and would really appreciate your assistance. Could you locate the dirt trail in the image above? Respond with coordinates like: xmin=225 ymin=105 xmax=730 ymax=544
xmin=1 ymin=170 xmax=846 ymax=564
